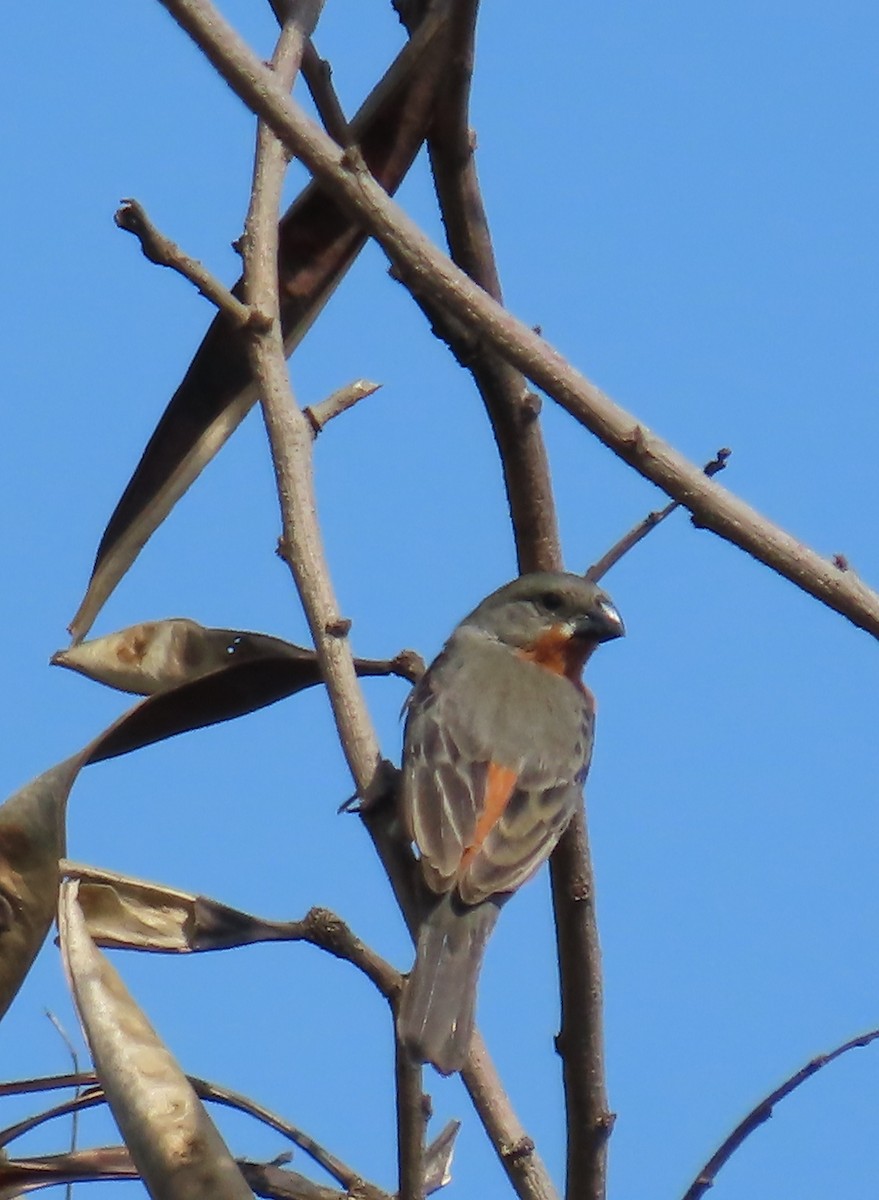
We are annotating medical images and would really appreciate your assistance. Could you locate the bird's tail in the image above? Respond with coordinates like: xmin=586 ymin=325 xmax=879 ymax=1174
xmin=397 ymin=894 xmax=501 ymax=1076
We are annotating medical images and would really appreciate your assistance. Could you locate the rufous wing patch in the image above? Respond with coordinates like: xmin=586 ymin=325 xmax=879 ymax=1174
xmin=461 ymin=762 xmax=518 ymax=870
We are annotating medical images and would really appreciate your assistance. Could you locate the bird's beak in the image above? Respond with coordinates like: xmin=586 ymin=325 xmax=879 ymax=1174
xmin=574 ymin=597 xmax=625 ymax=643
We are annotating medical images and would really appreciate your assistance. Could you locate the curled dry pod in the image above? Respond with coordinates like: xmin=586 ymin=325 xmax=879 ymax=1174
xmin=63 ymin=861 xmax=295 ymax=954
xmin=58 ymin=880 xmax=252 ymax=1200
xmin=52 ymin=619 xmax=222 ymax=695
xmin=53 ymin=623 xmax=419 ymax=763
xmin=0 ymin=756 xmax=82 ymax=1021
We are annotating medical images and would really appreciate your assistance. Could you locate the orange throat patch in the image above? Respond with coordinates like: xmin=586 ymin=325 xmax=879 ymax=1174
xmin=516 ymin=624 xmax=592 ymax=682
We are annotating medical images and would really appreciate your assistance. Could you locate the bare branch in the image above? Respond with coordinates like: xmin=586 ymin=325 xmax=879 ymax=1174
xmin=0 ymin=1147 xmax=382 ymax=1200
xmin=462 ymin=1037 xmax=556 ymax=1197
xmin=682 ymin=1027 xmax=879 ymax=1200
xmin=304 ymin=379 xmax=381 ymax=434
xmin=586 ymin=448 xmax=731 ymax=582
xmin=0 ymin=1088 xmax=105 ymax=1150
xmin=395 ymin=1044 xmax=427 ymax=1200
xmin=44 ymin=1012 xmax=81 ymax=1200
xmin=153 ymin=0 xmax=879 ymax=638
xmin=0 ymin=1072 xmax=97 ymax=1099
xmin=115 ymin=198 xmax=258 ymax=327
xmin=301 ymin=41 xmax=356 ymax=148
xmin=0 ymin=1069 xmax=387 ymax=1197
xmin=548 ymin=825 xmax=614 ymax=1200
xmin=192 ymin=1078 xmax=388 ymax=1194
xmin=267 ymin=0 xmax=356 ymax=147
xmin=288 ymin=906 xmax=401 ymax=998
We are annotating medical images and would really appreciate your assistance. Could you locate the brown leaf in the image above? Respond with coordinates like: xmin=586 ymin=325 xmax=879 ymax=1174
xmin=58 ymin=881 xmax=253 ymax=1200
xmin=68 ymin=627 xmax=414 ymax=761
xmin=53 ymin=618 xmax=233 ymax=695
xmin=424 ymin=1119 xmax=461 ymax=1195
xmin=68 ymin=7 xmax=454 ymax=642
xmin=53 ymin=620 xmax=326 ymax=696
xmin=0 ymin=757 xmax=84 ymax=1022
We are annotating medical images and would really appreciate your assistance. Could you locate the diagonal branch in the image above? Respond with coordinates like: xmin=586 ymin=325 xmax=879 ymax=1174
xmin=114 ymin=198 xmax=258 ymax=326
xmin=681 ymin=1026 xmax=879 ymax=1200
xmin=153 ymin=0 xmax=879 ymax=640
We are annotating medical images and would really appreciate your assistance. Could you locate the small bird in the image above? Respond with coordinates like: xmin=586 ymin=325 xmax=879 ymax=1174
xmin=397 ymin=571 xmax=624 ymax=1074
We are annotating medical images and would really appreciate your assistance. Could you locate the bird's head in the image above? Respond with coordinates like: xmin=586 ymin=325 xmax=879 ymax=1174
xmin=461 ymin=571 xmax=624 ymax=677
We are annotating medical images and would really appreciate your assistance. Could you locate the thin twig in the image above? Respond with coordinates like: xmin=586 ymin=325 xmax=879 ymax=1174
xmin=462 ymin=1035 xmax=555 ymax=1192
xmin=0 ymin=1069 xmax=386 ymax=1196
xmin=289 ymin=905 xmax=401 ymax=998
xmin=586 ymin=448 xmax=731 ymax=582
xmin=0 ymin=1089 xmax=105 ymax=1150
xmin=154 ymin=0 xmax=879 ymax=639
xmin=681 ymin=1026 xmax=879 ymax=1200
xmin=0 ymin=1146 xmax=379 ymax=1200
xmin=43 ymin=1012 xmax=81 ymax=1200
xmin=303 ymin=379 xmax=381 ymax=434
xmin=114 ymin=198 xmax=258 ymax=327
xmin=301 ymin=42 xmax=356 ymax=148
xmin=192 ymin=1078 xmax=388 ymax=1194
xmin=0 ymin=1072 xmax=97 ymax=1099
xmin=266 ymin=0 xmax=354 ymax=146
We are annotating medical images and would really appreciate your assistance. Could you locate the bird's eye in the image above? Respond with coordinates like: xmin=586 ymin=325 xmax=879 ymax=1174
xmin=541 ymin=591 xmax=564 ymax=611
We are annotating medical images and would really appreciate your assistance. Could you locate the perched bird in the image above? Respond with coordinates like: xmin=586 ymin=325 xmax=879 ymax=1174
xmin=397 ymin=571 xmax=624 ymax=1074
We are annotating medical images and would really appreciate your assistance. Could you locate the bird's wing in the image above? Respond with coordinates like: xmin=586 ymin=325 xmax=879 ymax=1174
xmin=402 ymin=644 xmax=594 ymax=904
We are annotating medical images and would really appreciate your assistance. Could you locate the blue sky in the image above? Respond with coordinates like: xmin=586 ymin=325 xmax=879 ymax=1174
xmin=2 ymin=2 xmax=879 ymax=1197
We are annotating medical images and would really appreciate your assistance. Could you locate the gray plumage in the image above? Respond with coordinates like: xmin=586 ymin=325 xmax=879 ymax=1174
xmin=398 ymin=572 xmax=623 ymax=1073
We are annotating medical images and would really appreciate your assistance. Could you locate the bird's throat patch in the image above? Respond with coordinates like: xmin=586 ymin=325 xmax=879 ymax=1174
xmin=516 ymin=624 xmax=590 ymax=682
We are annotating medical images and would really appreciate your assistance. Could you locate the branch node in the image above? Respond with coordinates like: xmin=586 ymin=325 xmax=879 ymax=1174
xmin=502 ymin=1136 xmax=536 ymax=1164
xmin=353 ymin=758 xmax=400 ymax=815
xmin=340 ymin=145 xmax=369 ymax=175
xmin=704 ymin=447 xmax=732 ymax=477
xmin=325 ymin=616 xmax=352 ymax=638
xmin=519 ymin=391 xmax=542 ymax=423
xmin=622 ymin=424 xmax=650 ymax=460
xmin=598 ymin=1111 xmax=617 ymax=1138
xmin=245 ymin=307 xmax=275 ymax=333
xmin=391 ymin=648 xmax=426 ymax=683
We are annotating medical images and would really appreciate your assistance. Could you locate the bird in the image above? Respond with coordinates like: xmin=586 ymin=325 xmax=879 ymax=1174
xmin=397 ymin=570 xmax=624 ymax=1074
